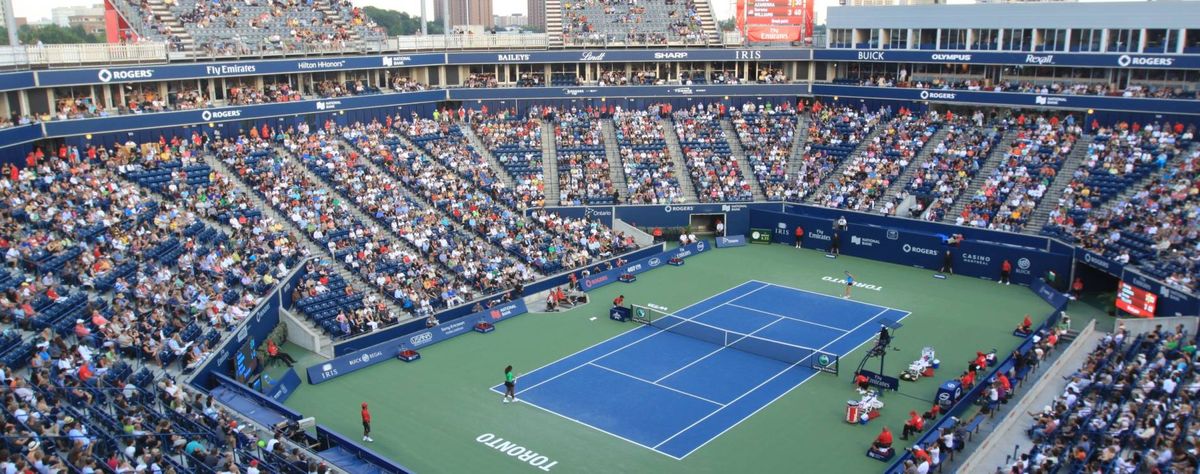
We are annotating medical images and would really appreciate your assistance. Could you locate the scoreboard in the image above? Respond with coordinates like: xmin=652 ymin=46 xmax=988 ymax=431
xmin=1116 ymin=280 xmax=1157 ymax=318
xmin=736 ymin=0 xmax=813 ymax=43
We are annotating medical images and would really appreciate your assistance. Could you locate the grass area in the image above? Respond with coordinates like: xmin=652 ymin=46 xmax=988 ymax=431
xmin=282 ymin=243 xmax=1059 ymax=473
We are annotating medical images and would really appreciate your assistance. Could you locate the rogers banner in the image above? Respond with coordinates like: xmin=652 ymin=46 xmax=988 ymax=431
xmin=737 ymin=0 xmax=812 ymax=43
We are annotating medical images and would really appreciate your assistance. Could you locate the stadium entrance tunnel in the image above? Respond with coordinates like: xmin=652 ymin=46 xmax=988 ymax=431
xmin=689 ymin=213 xmax=726 ymax=236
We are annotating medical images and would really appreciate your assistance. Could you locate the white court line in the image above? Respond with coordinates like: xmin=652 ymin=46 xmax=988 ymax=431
xmin=515 ymin=282 xmax=771 ymax=396
xmin=654 ymin=306 xmax=891 ymax=451
xmin=748 ymin=279 xmax=903 ymax=313
xmin=493 ymin=388 xmax=685 ymax=461
xmin=726 ymin=303 xmax=851 ymax=333
xmin=652 ymin=316 xmax=785 ymax=384
xmin=588 ymin=362 xmax=726 ymax=407
xmin=673 ymin=306 xmax=910 ymax=459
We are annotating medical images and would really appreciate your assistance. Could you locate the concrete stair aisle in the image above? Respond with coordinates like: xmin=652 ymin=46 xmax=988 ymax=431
xmin=718 ymin=119 xmax=766 ymax=201
xmin=144 ymin=0 xmax=195 ymax=51
xmin=695 ymin=0 xmax=722 ymax=45
xmin=1023 ymin=134 xmax=1092 ymax=232
xmin=879 ymin=127 xmax=952 ymax=206
xmin=1098 ymin=142 xmax=1194 ymax=208
xmin=279 ymin=143 xmax=465 ymax=284
xmin=803 ymin=122 xmax=891 ymax=205
xmin=113 ymin=168 xmax=338 ymax=365
xmin=659 ymin=118 xmax=699 ymax=203
xmin=546 ymin=0 xmax=564 ymax=47
xmin=540 ymin=119 xmax=561 ymax=205
xmin=460 ymin=126 xmax=516 ymax=188
xmin=387 ymin=133 xmax=555 ymax=279
xmin=939 ymin=128 xmax=1020 ymax=223
xmin=600 ymin=120 xmax=629 ymax=204
xmin=341 ymin=136 xmax=530 ymax=281
xmin=199 ymin=151 xmax=401 ymax=345
xmin=313 ymin=0 xmax=363 ymax=46
xmin=783 ymin=115 xmax=811 ymax=182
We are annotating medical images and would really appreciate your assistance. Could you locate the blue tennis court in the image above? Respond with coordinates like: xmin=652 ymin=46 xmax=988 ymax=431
xmin=491 ymin=280 xmax=911 ymax=459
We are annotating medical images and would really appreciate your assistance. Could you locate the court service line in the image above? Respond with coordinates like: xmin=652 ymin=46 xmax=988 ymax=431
xmin=725 ymin=303 xmax=851 ymax=333
xmin=588 ymin=362 xmax=726 ymax=407
xmin=654 ymin=306 xmax=891 ymax=451
xmin=748 ymin=279 xmax=903 ymax=313
xmin=652 ymin=316 xmax=785 ymax=384
xmin=515 ymin=282 xmax=772 ymax=396
xmin=673 ymin=306 xmax=898 ymax=458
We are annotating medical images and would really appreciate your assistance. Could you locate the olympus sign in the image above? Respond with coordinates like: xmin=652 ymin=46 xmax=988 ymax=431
xmin=929 ymin=53 xmax=972 ymax=62
xmin=98 ymin=68 xmax=154 ymax=83
xmin=902 ymin=244 xmax=939 ymax=256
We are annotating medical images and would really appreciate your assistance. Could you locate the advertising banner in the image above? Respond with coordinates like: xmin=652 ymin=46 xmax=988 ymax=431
xmin=37 ymin=53 xmax=445 ymax=87
xmin=307 ymin=300 xmax=527 ymax=384
xmin=1031 ymin=278 xmax=1069 ymax=311
xmin=752 ymin=209 xmax=1071 ymax=287
xmin=450 ymin=84 xmax=809 ymax=101
xmin=1075 ymin=248 xmax=1124 ymax=278
xmin=812 ymin=85 xmax=1200 ymax=116
xmin=265 ymin=368 xmax=302 ymax=403
xmin=579 ymin=240 xmax=710 ymax=291
xmin=716 ymin=235 xmax=748 ymax=248
xmin=748 ymin=228 xmax=773 ymax=244
xmin=813 ymin=49 xmax=1200 ymax=70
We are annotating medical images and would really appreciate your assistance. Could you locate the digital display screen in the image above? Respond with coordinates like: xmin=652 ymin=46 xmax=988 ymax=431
xmin=1116 ymin=281 xmax=1157 ymax=318
xmin=233 ymin=338 xmax=258 ymax=383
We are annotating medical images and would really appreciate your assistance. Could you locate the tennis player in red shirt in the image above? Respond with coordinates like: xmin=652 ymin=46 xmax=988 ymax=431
xmin=361 ymin=402 xmax=373 ymax=442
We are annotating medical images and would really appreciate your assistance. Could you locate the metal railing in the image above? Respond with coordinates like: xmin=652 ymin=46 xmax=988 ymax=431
xmin=0 ymin=43 xmax=169 ymax=69
xmin=390 ymin=33 xmax=550 ymax=51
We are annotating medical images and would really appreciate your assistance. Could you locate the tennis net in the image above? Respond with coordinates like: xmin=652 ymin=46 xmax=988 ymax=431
xmin=648 ymin=314 xmax=823 ymax=367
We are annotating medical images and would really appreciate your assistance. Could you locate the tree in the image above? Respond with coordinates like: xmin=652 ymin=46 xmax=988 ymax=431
xmin=1 ymin=24 xmax=104 ymax=45
xmin=718 ymin=19 xmax=736 ymax=32
xmin=363 ymin=7 xmax=443 ymax=36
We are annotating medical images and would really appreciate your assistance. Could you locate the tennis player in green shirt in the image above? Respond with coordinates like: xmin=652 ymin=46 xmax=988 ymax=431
xmin=503 ymin=365 xmax=518 ymax=403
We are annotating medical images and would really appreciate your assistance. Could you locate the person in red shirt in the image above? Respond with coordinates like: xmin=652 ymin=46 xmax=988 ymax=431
xmin=267 ymin=339 xmax=296 ymax=368
xmin=973 ymin=352 xmax=988 ymax=372
xmin=78 ymin=362 xmax=93 ymax=382
xmin=1071 ymin=277 xmax=1084 ymax=300
xmin=961 ymin=369 xmax=976 ymax=390
xmin=612 ymin=295 xmax=624 ymax=307
xmin=794 ymin=226 xmax=804 ymax=249
xmin=1015 ymin=314 xmax=1034 ymax=335
xmin=902 ymin=410 xmax=924 ymax=440
xmin=361 ymin=402 xmax=373 ymax=442
xmin=855 ymin=373 xmax=869 ymax=391
xmin=922 ymin=403 xmax=940 ymax=420
xmin=999 ymin=259 xmax=1012 ymax=285
xmin=872 ymin=426 xmax=893 ymax=450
